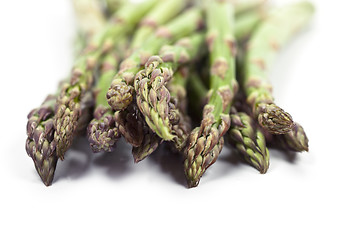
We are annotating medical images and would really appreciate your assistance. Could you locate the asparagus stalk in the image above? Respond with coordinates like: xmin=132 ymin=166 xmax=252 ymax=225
xmin=243 ymin=1 xmax=314 ymax=134
xmin=107 ymin=7 xmax=204 ymax=112
xmin=54 ymin=0 xmax=159 ymax=159
xmin=130 ymin=0 xmax=189 ymax=50
xmin=188 ymin=70 xmax=270 ymax=174
xmin=127 ymin=107 xmax=163 ymax=163
xmin=184 ymin=0 xmax=237 ymax=188
xmin=88 ymin=0 xmax=188 ymax=151
xmin=134 ymin=66 xmax=193 ymax=158
xmin=132 ymin=130 xmax=162 ymax=163
xmin=234 ymin=0 xmax=267 ymax=15
xmin=25 ymin=0 xmax=109 ymax=186
xmin=87 ymin=52 xmax=122 ymax=152
xmin=269 ymin=122 xmax=309 ymax=152
xmin=187 ymin=72 xmax=209 ymax=122
xmin=234 ymin=8 xmax=265 ymax=40
xmin=228 ymin=109 xmax=270 ymax=173
xmin=135 ymin=9 xmax=265 ymax=143
xmin=167 ymin=67 xmax=192 ymax=150
xmin=115 ymin=102 xmax=144 ymax=147
xmin=134 ymin=33 xmax=205 ymax=141
xmin=104 ymin=0 xmax=126 ymax=15
xmin=26 ymin=95 xmax=59 ymax=186
xmin=72 ymin=0 xmax=106 ymax=38
xmin=26 ymin=81 xmax=95 ymax=186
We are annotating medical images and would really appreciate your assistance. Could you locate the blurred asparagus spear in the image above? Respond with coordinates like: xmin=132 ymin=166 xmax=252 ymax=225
xmin=243 ymin=1 xmax=314 ymax=134
xmin=72 ymin=0 xmax=106 ymax=38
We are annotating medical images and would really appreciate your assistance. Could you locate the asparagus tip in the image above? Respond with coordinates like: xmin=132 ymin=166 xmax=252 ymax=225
xmin=107 ymin=82 xmax=134 ymax=111
xmin=257 ymin=103 xmax=294 ymax=134
xmin=87 ymin=107 xmax=120 ymax=153
xmin=187 ymin=178 xmax=200 ymax=188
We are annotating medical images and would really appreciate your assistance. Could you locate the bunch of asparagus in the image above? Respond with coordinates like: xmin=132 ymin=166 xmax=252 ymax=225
xmin=25 ymin=0 xmax=314 ymax=187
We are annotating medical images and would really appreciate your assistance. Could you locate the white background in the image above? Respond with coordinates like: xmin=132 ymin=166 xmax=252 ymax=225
xmin=0 ymin=0 xmax=359 ymax=239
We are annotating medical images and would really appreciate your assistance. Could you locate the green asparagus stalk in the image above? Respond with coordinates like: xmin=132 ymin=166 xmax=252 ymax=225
xmin=74 ymin=91 xmax=95 ymax=135
xmin=269 ymin=122 xmax=309 ymax=152
xmin=133 ymin=68 xmax=193 ymax=160
xmin=26 ymin=83 xmax=96 ymax=186
xmin=134 ymin=33 xmax=205 ymax=141
xmin=115 ymin=102 xmax=144 ymax=147
xmin=234 ymin=8 xmax=265 ymax=40
xmin=72 ymin=0 xmax=106 ymax=38
xmin=88 ymin=0 xmax=188 ymax=151
xmin=243 ymin=1 xmax=314 ymax=134
xmin=26 ymin=94 xmax=59 ymax=186
xmin=107 ymin=7 xmax=204 ymax=112
xmin=234 ymin=0 xmax=267 ymax=15
xmin=54 ymin=0 xmax=159 ymax=159
xmin=132 ymin=131 xmax=162 ymax=163
xmin=167 ymin=67 xmax=192 ymax=150
xmin=184 ymin=0 xmax=237 ymax=188
xmin=130 ymin=0 xmax=189 ymax=50
xmin=87 ymin=52 xmax=122 ymax=152
xmin=187 ymin=72 xmax=209 ymax=122
xmin=129 ymin=109 xmax=162 ymax=162
xmin=25 ymin=0 xmax=109 ymax=186
xmin=228 ymin=109 xmax=270 ymax=173
xmin=134 ymin=66 xmax=192 ymax=158
xmin=188 ymin=69 xmax=270 ymax=174
xmin=104 ymin=0 xmax=126 ymax=15
xmin=135 ymin=9 xmax=265 ymax=144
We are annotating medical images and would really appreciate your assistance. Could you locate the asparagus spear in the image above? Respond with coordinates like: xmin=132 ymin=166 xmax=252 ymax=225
xmin=167 ymin=67 xmax=192 ymax=151
xmin=72 ymin=0 xmax=106 ymax=38
xmin=127 ymin=106 xmax=163 ymax=163
xmin=269 ymin=122 xmax=309 ymax=152
xmin=228 ymin=109 xmax=270 ymax=173
xmin=26 ymin=95 xmax=59 ymax=186
xmin=132 ymin=130 xmax=162 ymax=163
xmin=25 ymin=0 xmax=108 ymax=186
xmin=130 ymin=0 xmax=189 ymax=50
xmin=135 ymin=9 xmax=265 ymax=143
xmin=87 ymin=52 xmax=122 ymax=152
xmin=134 ymin=64 xmax=196 ymax=160
xmin=187 ymin=71 xmax=209 ymax=122
xmin=184 ymin=0 xmax=237 ymax=188
xmin=115 ymin=102 xmax=144 ymax=147
xmin=188 ymin=68 xmax=270 ymax=174
xmin=243 ymin=1 xmax=314 ymax=134
xmin=104 ymin=0 xmax=126 ymax=15
xmin=107 ymin=7 xmax=204 ymax=112
xmin=234 ymin=0 xmax=267 ymax=15
xmin=234 ymin=8 xmax=265 ymax=41
xmin=54 ymin=0 xmax=159 ymax=159
xmin=88 ymin=0 xmax=188 ymax=151
xmin=134 ymin=33 xmax=205 ymax=141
